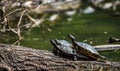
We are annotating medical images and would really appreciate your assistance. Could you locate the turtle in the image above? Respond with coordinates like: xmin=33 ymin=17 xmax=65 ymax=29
xmin=68 ymin=34 xmax=106 ymax=60
xmin=50 ymin=39 xmax=90 ymax=60
xmin=108 ymin=37 xmax=120 ymax=43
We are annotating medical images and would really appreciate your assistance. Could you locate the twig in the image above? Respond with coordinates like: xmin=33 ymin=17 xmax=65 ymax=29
xmin=26 ymin=13 xmax=47 ymax=28
xmin=17 ymin=10 xmax=26 ymax=40
xmin=8 ymin=10 xmax=26 ymax=45
xmin=5 ymin=8 xmax=22 ymax=17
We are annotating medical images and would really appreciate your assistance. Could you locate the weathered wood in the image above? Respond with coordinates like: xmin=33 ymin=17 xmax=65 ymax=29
xmin=0 ymin=43 xmax=120 ymax=71
xmin=94 ymin=44 xmax=120 ymax=51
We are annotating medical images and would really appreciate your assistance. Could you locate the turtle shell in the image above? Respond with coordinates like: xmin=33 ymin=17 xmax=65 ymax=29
xmin=74 ymin=42 xmax=106 ymax=60
xmin=75 ymin=42 xmax=99 ymax=54
xmin=56 ymin=40 xmax=72 ymax=47
xmin=55 ymin=39 xmax=75 ymax=55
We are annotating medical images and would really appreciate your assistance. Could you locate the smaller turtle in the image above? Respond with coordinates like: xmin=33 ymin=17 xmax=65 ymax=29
xmin=50 ymin=39 xmax=89 ymax=60
xmin=108 ymin=37 xmax=120 ymax=43
xmin=68 ymin=34 xmax=106 ymax=60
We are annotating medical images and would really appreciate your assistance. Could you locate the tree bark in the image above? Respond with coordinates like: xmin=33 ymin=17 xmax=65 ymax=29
xmin=0 ymin=43 xmax=120 ymax=71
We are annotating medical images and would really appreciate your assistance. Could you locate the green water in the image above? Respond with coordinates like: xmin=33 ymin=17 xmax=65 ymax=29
xmin=100 ymin=50 xmax=120 ymax=61
xmin=1 ymin=11 xmax=120 ymax=61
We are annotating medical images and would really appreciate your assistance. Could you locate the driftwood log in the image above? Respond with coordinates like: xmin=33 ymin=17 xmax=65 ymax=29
xmin=94 ymin=44 xmax=120 ymax=51
xmin=0 ymin=43 xmax=120 ymax=71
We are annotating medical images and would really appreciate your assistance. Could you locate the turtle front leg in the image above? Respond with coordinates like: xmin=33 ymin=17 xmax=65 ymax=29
xmin=51 ymin=47 xmax=55 ymax=53
xmin=52 ymin=48 xmax=57 ymax=54
xmin=56 ymin=50 xmax=60 ymax=57
xmin=52 ymin=48 xmax=60 ymax=57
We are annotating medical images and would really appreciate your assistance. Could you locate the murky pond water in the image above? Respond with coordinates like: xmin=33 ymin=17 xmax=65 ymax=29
xmin=1 ymin=11 xmax=120 ymax=61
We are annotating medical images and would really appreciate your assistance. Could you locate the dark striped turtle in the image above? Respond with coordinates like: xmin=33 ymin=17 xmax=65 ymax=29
xmin=68 ymin=34 xmax=106 ymax=60
xmin=50 ymin=39 xmax=89 ymax=60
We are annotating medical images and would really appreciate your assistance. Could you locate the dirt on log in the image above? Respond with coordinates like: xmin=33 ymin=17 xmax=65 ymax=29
xmin=0 ymin=43 xmax=120 ymax=71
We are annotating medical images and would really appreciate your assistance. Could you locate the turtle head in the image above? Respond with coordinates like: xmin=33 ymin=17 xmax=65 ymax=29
xmin=50 ymin=40 xmax=57 ymax=47
xmin=68 ymin=34 xmax=75 ymax=41
xmin=54 ymin=39 xmax=61 ymax=45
